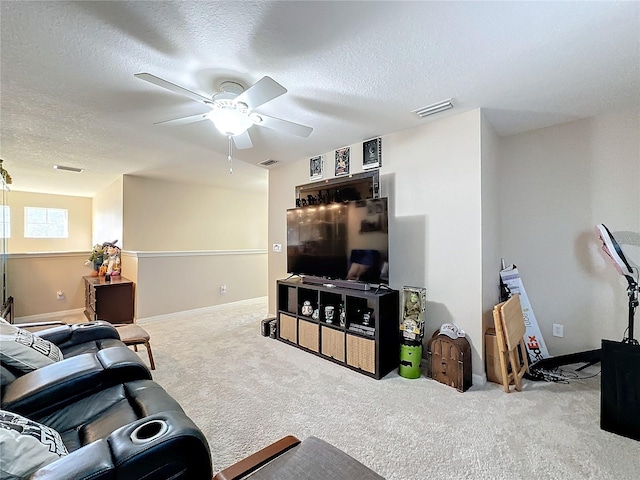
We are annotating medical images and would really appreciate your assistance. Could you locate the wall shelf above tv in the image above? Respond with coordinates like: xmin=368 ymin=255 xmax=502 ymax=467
xmin=295 ymin=170 xmax=379 ymax=207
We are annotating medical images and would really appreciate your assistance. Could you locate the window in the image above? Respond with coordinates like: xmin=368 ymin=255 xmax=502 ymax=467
xmin=24 ymin=207 xmax=68 ymax=238
xmin=0 ymin=206 xmax=9 ymax=238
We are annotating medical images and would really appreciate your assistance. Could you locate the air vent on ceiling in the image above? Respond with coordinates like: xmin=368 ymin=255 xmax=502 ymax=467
xmin=53 ymin=165 xmax=84 ymax=173
xmin=259 ymin=159 xmax=279 ymax=167
xmin=412 ymin=99 xmax=454 ymax=118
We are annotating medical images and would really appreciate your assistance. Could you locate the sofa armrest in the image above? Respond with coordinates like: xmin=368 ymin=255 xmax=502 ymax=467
xmin=15 ymin=321 xmax=67 ymax=329
xmin=36 ymin=321 xmax=120 ymax=348
xmin=213 ymin=436 xmax=301 ymax=480
xmin=1 ymin=354 xmax=104 ymax=415
xmin=1 ymin=348 xmax=151 ymax=417
xmin=33 ymin=324 xmax=74 ymax=345
xmin=97 ymin=347 xmax=152 ymax=382
xmin=30 ymin=439 xmax=115 ymax=480
xmin=33 ymin=412 xmax=211 ymax=480
xmin=69 ymin=321 xmax=120 ymax=341
xmin=108 ymin=411 xmax=213 ymax=479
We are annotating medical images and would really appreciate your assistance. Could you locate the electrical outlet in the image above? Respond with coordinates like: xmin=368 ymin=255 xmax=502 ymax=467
xmin=273 ymin=243 xmax=282 ymax=253
xmin=56 ymin=290 xmax=64 ymax=300
xmin=220 ymin=285 xmax=227 ymax=294
xmin=552 ymin=323 xmax=564 ymax=338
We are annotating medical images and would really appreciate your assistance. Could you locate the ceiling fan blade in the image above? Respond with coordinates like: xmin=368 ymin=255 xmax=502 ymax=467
xmin=134 ymin=73 xmax=212 ymax=104
xmin=154 ymin=112 xmax=210 ymax=126
xmin=256 ymin=114 xmax=313 ymax=138
xmin=235 ymin=76 xmax=287 ymax=110
xmin=232 ymin=130 xmax=253 ymax=150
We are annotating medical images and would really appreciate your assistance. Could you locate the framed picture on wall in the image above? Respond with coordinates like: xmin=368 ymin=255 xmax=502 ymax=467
xmin=363 ymin=137 xmax=382 ymax=169
xmin=335 ymin=147 xmax=350 ymax=176
xmin=310 ymin=155 xmax=323 ymax=180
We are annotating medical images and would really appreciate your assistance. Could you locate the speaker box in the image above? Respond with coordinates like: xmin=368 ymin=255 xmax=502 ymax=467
xmin=601 ymin=340 xmax=640 ymax=440
xmin=261 ymin=317 xmax=275 ymax=337
xmin=269 ymin=319 xmax=277 ymax=339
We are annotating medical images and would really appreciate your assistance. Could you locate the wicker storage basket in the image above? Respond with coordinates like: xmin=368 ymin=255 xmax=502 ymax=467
xmin=299 ymin=319 xmax=319 ymax=352
xmin=321 ymin=327 xmax=345 ymax=361
xmin=279 ymin=314 xmax=297 ymax=343
xmin=346 ymin=334 xmax=375 ymax=374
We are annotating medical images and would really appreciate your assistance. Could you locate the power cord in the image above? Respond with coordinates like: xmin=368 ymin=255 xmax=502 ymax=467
xmin=529 ymin=366 xmax=601 ymax=383
xmin=556 ymin=368 xmax=601 ymax=380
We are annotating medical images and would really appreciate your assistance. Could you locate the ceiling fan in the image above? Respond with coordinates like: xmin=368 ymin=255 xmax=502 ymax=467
xmin=134 ymin=73 xmax=313 ymax=151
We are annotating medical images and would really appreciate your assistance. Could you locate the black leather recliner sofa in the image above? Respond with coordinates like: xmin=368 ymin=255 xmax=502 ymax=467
xmin=27 ymin=379 xmax=213 ymax=479
xmin=1 ymin=320 xmax=384 ymax=480
xmin=0 ymin=321 xmax=213 ymax=479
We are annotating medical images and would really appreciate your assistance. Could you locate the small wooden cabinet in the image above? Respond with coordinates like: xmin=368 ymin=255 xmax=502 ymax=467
xmin=83 ymin=276 xmax=135 ymax=324
xmin=276 ymin=279 xmax=399 ymax=379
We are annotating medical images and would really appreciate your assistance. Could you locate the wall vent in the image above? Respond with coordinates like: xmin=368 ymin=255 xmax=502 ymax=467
xmin=259 ymin=159 xmax=279 ymax=167
xmin=412 ymin=99 xmax=454 ymax=118
xmin=53 ymin=165 xmax=84 ymax=173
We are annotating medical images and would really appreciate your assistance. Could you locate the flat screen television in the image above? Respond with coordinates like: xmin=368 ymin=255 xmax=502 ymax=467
xmin=286 ymin=197 xmax=389 ymax=285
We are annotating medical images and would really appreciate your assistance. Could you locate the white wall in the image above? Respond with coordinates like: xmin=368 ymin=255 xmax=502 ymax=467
xmin=5 ymin=192 xmax=92 ymax=317
xmin=133 ymin=251 xmax=267 ymax=319
xmin=481 ymin=115 xmax=502 ymax=333
xmin=498 ymin=110 xmax=640 ymax=355
xmin=123 ymin=175 xmax=267 ymax=251
xmin=92 ymin=177 xmax=123 ymax=246
xmin=384 ymin=110 xmax=484 ymax=374
xmin=120 ymin=175 xmax=269 ymax=317
xmin=268 ymin=162 xmax=310 ymax=316
xmin=8 ymin=253 xmax=88 ymax=318
xmin=269 ymin=110 xmax=487 ymax=376
xmin=8 ymin=175 xmax=270 ymax=319
xmin=7 ymin=191 xmax=91 ymax=253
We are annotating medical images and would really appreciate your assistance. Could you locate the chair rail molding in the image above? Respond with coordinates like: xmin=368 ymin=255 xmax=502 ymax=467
xmin=122 ymin=249 xmax=267 ymax=258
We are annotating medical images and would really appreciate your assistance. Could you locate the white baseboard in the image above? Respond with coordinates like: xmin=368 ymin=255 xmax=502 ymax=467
xmin=15 ymin=308 xmax=85 ymax=324
xmin=137 ymin=296 xmax=268 ymax=324
xmin=418 ymin=359 xmax=487 ymax=387
xmin=472 ymin=373 xmax=487 ymax=387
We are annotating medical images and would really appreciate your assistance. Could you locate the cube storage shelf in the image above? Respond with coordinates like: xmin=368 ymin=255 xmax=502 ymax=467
xmin=276 ymin=278 xmax=399 ymax=379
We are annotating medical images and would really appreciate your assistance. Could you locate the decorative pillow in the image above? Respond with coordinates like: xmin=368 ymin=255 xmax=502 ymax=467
xmin=0 ymin=322 xmax=63 ymax=373
xmin=0 ymin=410 xmax=68 ymax=479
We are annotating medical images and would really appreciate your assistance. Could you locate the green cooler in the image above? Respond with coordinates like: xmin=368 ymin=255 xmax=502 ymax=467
xmin=399 ymin=344 xmax=422 ymax=379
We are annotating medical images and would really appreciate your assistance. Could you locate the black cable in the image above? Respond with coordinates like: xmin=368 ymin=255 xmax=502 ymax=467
xmin=540 ymin=369 xmax=570 ymax=384
xmin=557 ymin=368 xmax=601 ymax=380
xmin=531 ymin=366 xmax=601 ymax=383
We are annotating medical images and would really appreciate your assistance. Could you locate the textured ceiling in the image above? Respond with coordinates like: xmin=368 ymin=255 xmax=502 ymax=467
xmin=1 ymin=1 xmax=638 ymax=197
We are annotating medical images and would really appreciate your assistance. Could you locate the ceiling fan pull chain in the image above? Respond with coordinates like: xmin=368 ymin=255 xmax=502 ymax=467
xmin=227 ymin=135 xmax=233 ymax=174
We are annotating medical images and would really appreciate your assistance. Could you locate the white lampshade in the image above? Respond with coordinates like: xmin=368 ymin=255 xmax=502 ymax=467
xmin=207 ymin=109 xmax=253 ymax=136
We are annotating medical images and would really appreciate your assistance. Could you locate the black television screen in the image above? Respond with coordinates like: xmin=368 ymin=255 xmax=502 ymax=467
xmin=286 ymin=197 xmax=389 ymax=285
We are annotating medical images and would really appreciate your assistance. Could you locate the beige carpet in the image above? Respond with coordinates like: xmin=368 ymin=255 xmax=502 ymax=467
xmin=136 ymin=297 xmax=639 ymax=480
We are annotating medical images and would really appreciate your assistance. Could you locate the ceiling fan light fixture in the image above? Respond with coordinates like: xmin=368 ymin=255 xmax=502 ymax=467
xmin=249 ymin=113 xmax=263 ymax=124
xmin=136 ymin=72 xmax=311 ymax=141
xmin=207 ymin=107 xmax=253 ymax=136
xmin=412 ymin=99 xmax=454 ymax=118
